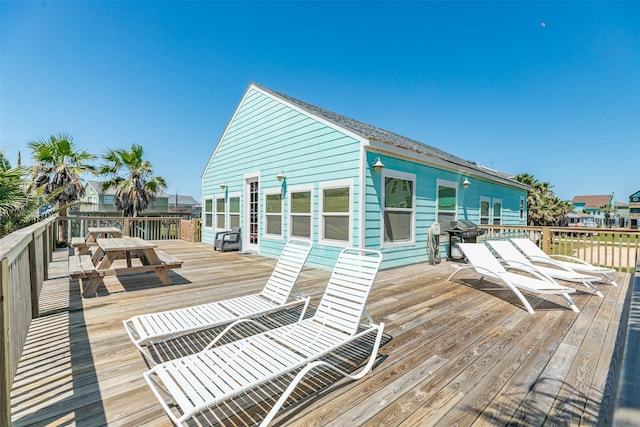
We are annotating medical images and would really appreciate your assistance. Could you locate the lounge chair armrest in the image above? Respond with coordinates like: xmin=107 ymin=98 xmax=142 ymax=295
xmin=204 ymin=318 xmax=271 ymax=351
xmin=549 ymin=254 xmax=591 ymax=266
xmin=504 ymin=262 xmax=559 ymax=284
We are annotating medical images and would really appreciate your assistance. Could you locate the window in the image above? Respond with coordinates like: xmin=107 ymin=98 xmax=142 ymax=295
xmin=493 ymin=200 xmax=502 ymax=225
xmin=204 ymin=198 xmax=213 ymax=228
xmin=216 ymin=197 xmax=226 ymax=229
xmin=383 ymin=172 xmax=415 ymax=244
xmin=265 ymin=192 xmax=282 ymax=237
xmin=436 ymin=180 xmax=457 ymax=232
xmin=229 ymin=196 xmax=240 ymax=229
xmin=320 ymin=180 xmax=352 ymax=246
xmin=520 ymin=197 xmax=525 ymax=220
xmin=290 ymin=188 xmax=312 ymax=239
xmin=480 ymin=198 xmax=490 ymax=225
xmin=103 ymin=195 xmax=114 ymax=205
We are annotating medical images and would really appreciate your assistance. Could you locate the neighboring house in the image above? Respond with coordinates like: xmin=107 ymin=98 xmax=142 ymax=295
xmin=571 ymin=194 xmax=615 ymax=227
xmin=614 ymin=201 xmax=629 ymax=228
xmin=78 ymin=180 xmax=169 ymax=214
xmin=566 ymin=212 xmax=596 ymax=227
xmin=629 ymin=190 xmax=640 ymax=229
xmin=166 ymin=193 xmax=202 ymax=217
xmin=201 ymin=83 xmax=529 ymax=270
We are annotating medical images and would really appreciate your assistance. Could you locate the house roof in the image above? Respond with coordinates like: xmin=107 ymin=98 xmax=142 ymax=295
xmin=571 ymin=195 xmax=613 ymax=209
xmin=250 ymin=83 xmax=526 ymax=189
xmin=163 ymin=193 xmax=201 ymax=206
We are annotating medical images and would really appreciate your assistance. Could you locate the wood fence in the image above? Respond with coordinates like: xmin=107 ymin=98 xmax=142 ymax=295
xmin=64 ymin=216 xmax=201 ymax=242
xmin=480 ymin=225 xmax=640 ymax=271
xmin=0 ymin=216 xmax=56 ymax=426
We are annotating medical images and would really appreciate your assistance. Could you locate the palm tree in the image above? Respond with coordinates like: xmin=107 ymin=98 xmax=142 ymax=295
xmin=29 ymin=133 xmax=96 ymax=241
xmin=97 ymin=144 xmax=167 ymax=217
xmin=0 ymin=152 xmax=49 ymax=237
xmin=515 ymin=173 xmax=572 ymax=226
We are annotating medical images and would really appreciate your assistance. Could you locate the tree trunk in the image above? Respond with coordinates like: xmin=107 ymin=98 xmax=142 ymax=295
xmin=58 ymin=207 xmax=68 ymax=244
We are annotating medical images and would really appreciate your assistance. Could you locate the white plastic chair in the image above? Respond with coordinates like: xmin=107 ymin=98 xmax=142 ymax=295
xmin=486 ymin=239 xmax=603 ymax=297
xmin=511 ymin=238 xmax=618 ymax=286
xmin=144 ymin=248 xmax=384 ymax=426
xmin=448 ymin=243 xmax=579 ymax=314
xmin=124 ymin=239 xmax=312 ymax=364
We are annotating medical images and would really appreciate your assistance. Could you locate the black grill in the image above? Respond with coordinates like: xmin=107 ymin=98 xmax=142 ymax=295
xmin=446 ymin=221 xmax=485 ymax=259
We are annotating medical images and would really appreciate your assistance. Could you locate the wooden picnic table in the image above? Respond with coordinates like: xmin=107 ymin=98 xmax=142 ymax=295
xmin=85 ymin=226 xmax=122 ymax=243
xmin=70 ymin=236 xmax=182 ymax=297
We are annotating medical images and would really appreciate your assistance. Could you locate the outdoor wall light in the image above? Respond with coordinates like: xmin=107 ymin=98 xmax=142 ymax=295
xmin=371 ymin=157 xmax=385 ymax=173
xmin=462 ymin=177 xmax=471 ymax=188
xmin=220 ymin=183 xmax=227 ymax=190
xmin=276 ymin=171 xmax=286 ymax=182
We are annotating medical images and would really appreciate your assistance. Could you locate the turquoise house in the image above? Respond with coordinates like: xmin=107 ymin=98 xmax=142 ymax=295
xmin=201 ymin=83 xmax=528 ymax=269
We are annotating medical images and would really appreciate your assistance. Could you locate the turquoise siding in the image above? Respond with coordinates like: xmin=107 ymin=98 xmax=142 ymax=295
xmin=202 ymin=87 xmax=362 ymax=270
xmin=203 ymin=85 xmax=527 ymax=271
xmin=364 ymin=152 xmax=527 ymax=269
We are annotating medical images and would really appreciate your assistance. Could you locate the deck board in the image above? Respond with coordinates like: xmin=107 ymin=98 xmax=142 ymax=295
xmin=10 ymin=240 xmax=632 ymax=426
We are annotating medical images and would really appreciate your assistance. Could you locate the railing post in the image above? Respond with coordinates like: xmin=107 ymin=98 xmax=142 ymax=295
xmin=192 ymin=218 xmax=201 ymax=242
xmin=123 ymin=218 xmax=130 ymax=237
xmin=28 ymin=233 xmax=39 ymax=319
xmin=0 ymin=257 xmax=10 ymax=427
xmin=542 ymin=226 xmax=551 ymax=253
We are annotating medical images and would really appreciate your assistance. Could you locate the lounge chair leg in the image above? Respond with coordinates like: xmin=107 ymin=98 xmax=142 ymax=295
xmin=562 ymin=294 xmax=580 ymax=313
xmin=260 ymin=323 xmax=385 ymax=426
xmin=583 ymin=281 xmax=604 ymax=298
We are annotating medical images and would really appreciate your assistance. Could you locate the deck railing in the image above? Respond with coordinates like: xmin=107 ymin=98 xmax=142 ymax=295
xmin=480 ymin=225 xmax=640 ymax=272
xmin=0 ymin=216 xmax=56 ymax=426
xmin=64 ymin=216 xmax=200 ymax=242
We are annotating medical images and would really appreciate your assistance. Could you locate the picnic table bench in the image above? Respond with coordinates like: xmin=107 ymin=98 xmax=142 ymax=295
xmin=69 ymin=237 xmax=183 ymax=297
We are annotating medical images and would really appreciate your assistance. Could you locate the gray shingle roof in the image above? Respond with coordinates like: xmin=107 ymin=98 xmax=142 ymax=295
xmin=253 ymin=82 xmax=515 ymax=182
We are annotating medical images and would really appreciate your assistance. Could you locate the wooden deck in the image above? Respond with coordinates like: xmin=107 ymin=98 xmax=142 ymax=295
xmin=10 ymin=240 xmax=632 ymax=426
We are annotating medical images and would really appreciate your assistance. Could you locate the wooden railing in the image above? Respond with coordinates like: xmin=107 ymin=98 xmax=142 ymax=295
xmin=64 ymin=216 xmax=199 ymax=242
xmin=479 ymin=225 xmax=640 ymax=272
xmin=0 ymin=216 xmax=56 ymax=426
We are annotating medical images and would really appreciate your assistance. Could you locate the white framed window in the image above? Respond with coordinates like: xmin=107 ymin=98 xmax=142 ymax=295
xmin=436 ymin=179 xmax=458 ymax=233
xmin=229 ymin=194 xmax=240 ymax=229
xmin=204 ymin=197 xmax=213 ymax=228
xmin=215 ymin=196 xmax=226 ymax=230
xmin=493 ymin=199 xmax=502 ymax=225
xmin=382 ymin=170 xmax=415 ymax=246
xmin=319 ymin=179 xmax=353 ymax=247
xmin=289 ymin=186 xmax=313 ymax=240
xmin=264 ymin=190 xmax=282 ymax=238
xmin=480 ymin=197 xmax=490 ymax=225
xmin=520 ymin=196 xmax=525 ymax=220
xmin=103 ymin=195 xmax=114 ymax=205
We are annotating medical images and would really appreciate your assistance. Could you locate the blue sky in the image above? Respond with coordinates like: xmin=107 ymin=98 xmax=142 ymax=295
xmin=1 ymin=1 xmax=639 ymax=203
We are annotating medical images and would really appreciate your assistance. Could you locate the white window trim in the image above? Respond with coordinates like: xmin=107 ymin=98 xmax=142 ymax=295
xmin=381 ymin=169 xmax=416 ymax=248
xmin=492 ymin=198 xmax=502 ymax=225
xmin=288 ymin=184 xmax=314 ymax=242
xmin=263 ymin=188 xmax=283 ymax=240
xmin=479 ymin=196 xmax=491 ymax=225
xmin=204 ymin=196 xmax=214 ymax=229
xmin=319 ymin=179 xmax=353 ymax=248
xmin=228 ymin=192 xmax=241 ymax=229
xmin=436 ymin=178 xmax=458 ymax=233
xmin=215 ymin=194 xmax=226 ymax=231
xmin=520 ymin=196 xmax=526 ymax=221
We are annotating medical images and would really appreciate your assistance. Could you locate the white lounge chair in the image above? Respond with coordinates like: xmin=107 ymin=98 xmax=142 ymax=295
xmin=144 ymin=248 xmax=385 ymax=426
xmin=511 ymin=237 xmax=619 ymax=287
xmin=486 ymin=240 xmax=603 ymax=297
xmin=449 ymin=243 xmax=579 ymax=314
xmin=124 ymin=239 xmax=312 ymax=364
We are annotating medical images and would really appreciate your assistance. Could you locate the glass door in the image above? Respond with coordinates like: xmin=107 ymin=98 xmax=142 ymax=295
xmin=245 ymin=179 xmax=259 ymax=251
